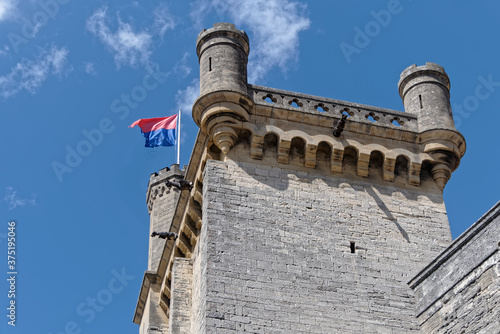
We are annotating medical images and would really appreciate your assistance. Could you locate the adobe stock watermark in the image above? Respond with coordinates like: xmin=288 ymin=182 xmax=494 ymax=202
xmin=339 ymin=0 xmax=410 ymax=64
xmin=48 ymin=267 xmax=135 ymax=334
xmin=7 ymin=0 xmax=71 ymax=53
xmin=51 ymin=64 xmax=169 ymax=182
xmin=453 ymin=74 xmax=500 ymax=129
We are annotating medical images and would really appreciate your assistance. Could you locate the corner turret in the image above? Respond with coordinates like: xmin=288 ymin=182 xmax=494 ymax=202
xmin=398 ymin=62 xmax=455 ymax=132
xmin=193 ymin=23 xmax=253 ymax=155
xmin=399 ymin=63 xmax=465 ymax=190
xmin=196 ymin=22 xmax=250 ymax=96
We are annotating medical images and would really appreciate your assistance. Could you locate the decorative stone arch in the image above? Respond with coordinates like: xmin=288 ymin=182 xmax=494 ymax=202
xmin=249 ymin=124 xmax=279 ymax=160
xmin=238 ymin=119 xmax=441 ymax=188
xmin=275 ymin=130 xmax=313 ymax=165
xmin=280 ymin=129 xmax=314 ymax=143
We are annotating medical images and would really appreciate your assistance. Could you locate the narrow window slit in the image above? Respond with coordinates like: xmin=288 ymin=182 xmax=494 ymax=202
xmin=419 ymin=95 xmax=423 ymax=109
xmin=209 ymin=57 xmax=212 ymax=71
xmin=350 ymin=242 xmax=356 ymax=253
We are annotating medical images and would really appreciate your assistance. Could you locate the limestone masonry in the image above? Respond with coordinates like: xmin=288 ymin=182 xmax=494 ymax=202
xmin=134 ymin=23 xmax=499 ymax=333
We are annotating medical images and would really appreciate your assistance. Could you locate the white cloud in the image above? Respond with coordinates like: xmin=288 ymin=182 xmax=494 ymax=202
xmin=86 ymin=7 xmax=153 ymax=69
xmin=176 ymin=78 xmax=199 ymax=115
xmin=174 ymin=52 xmax=192 ymax=78
xmin=4 ymin=186 xmax=37 ymax=210
xmin=86 ymin=4 xmax=176 ymax=69
xmin=83 ymin=62 xmax=97 ymax=75
xmin=0 ymin=45 xmax=69 ymax=98
xmin=0 ymin=0 xmax=17 ymax=22
xmin=153 ymin=3 xmax=176 ymax=39
xmin=190 ymin=0 xmax=310 ymax=83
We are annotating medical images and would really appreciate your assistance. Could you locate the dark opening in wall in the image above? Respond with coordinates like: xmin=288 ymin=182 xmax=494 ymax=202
xmin=263 ymin=133 xmax=278 ymax=157
xmin=350 ymin=242 xmax=356 ymax=253
xmin=342 ymin=146 xmax=358 ymax=171
xmin=209 ymin=57 xmax=212 ymax=71
xmin=369 ymin=150 xmax=384 ymax=178
xmin=161 ymin=292 xmax=170 ymax=311
xmin=289 ymin=137 xmax=306 ymax=161
xmin=316 ymin=141 xmax=332 ymax=162
xmin=395 ymin=155 xmax=409 ymax=178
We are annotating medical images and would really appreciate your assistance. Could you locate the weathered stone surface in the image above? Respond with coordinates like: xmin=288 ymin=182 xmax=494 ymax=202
xmin=139 ymin=275 xmax=169 ymax=334
xmin=194 ymin=159 xmax=451 ymax=333
xmin=169 ymin=258 xmax=193 ymax=334
xmin=410 ymin=202 xmax=500 ymax=334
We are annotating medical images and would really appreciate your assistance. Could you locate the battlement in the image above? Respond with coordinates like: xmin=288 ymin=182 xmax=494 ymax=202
xmin=146 ymin=164 xmax=186 ymax=213
xmin=398 ymin=62 xmax=450 ymax=99
xmin=196 ymin=23 xmax=249 ymax=57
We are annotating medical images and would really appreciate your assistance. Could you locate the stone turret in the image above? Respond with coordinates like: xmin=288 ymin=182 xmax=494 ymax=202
xmin=193 ymin=23 xmax=253 ymax=155
xmin=398 ymin=62 xmax=455 ymax=132
xmin=196 ymin=22 xmax=250 ymax=97
xmin=399 ymin=63 xmax=465 ymax=189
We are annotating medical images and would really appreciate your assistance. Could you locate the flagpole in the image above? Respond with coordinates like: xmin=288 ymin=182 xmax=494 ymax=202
xmin=177 ymin=110 xmax=181 ymax=165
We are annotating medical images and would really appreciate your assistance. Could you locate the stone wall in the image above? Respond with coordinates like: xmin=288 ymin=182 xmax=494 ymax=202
xmin=193 ymin=158 xmax=453 ymax=333
xmin=169 ymin=258 xmax=194 ymax=334
xmin=410 ymin=202 xmax=500 ymax=333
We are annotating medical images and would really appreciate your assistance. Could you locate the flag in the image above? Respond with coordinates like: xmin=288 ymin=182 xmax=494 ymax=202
xmin=129 ymin=115 xmax=178 ymax=148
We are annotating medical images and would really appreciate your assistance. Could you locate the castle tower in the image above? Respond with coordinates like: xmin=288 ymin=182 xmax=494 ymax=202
xmin=134 ymin=165 xmax=186 ymax=334
xmin=134 ymin=23 xmax=467 ymax=333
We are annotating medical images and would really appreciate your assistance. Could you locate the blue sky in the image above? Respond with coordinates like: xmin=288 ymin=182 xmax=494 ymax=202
xmin=0 ymin=1 xmax=498 ymax=333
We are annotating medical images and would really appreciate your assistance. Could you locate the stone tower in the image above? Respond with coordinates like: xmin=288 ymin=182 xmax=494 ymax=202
xmin=134 ymin=165 xmax=186 ymax=333
xmin=134 ymin=23 xmax=467 ymax=333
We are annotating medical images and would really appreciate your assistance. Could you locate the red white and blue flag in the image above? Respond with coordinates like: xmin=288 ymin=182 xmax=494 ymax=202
xmin=129 ymin=115 xmax=178 ymax=148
